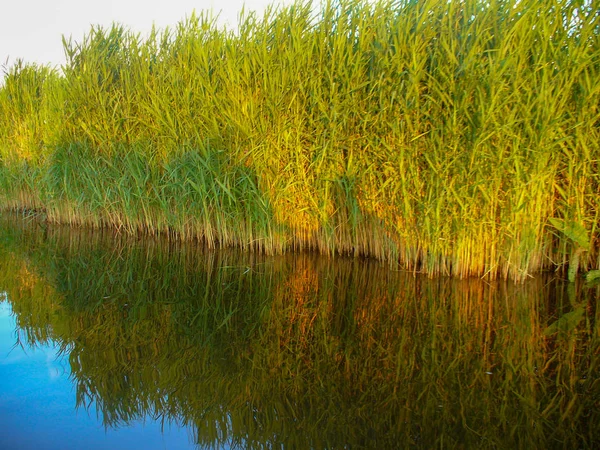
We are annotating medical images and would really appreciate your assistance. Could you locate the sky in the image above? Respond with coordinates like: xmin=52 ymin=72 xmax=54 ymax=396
xmin=0 ymin=0 xmax=295 ymax=70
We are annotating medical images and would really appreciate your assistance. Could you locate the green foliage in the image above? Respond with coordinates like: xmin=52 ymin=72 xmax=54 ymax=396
xmin=549 ymin=218 xmax=595 ymax=281
xmin=0 ymin=60 xmax=63 ymax=163
xmin=549 ymin=218 xmax=591 ymax=252
xmin=585 ymin=269 xmax=600 ymax=284
xmin=1 ymin=0 xmax=599 ymax=280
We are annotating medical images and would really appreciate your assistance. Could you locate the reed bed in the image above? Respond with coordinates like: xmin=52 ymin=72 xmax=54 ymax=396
xmin=0 ymin=0 xmax=599 ymax=280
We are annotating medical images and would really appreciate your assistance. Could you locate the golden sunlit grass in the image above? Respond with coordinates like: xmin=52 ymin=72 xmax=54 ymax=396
xmin=0 ymin=0 xmax=599 ymax=280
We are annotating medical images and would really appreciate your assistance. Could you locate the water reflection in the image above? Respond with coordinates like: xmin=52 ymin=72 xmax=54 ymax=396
xmin=0 ymin=214 xmax=598 ymax=449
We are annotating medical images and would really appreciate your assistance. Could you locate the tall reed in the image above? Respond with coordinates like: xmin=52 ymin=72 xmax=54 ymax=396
xmin=0 ymin=0 xmax=599 ymax=280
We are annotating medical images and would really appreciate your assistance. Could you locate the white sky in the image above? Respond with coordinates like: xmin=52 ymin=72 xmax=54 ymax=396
xmin=0 ymin=0 xmax=295 ymax=70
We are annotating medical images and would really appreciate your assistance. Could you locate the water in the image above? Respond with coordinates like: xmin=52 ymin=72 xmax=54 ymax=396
xmin=0 ymin=214 xmax=598 ymax=449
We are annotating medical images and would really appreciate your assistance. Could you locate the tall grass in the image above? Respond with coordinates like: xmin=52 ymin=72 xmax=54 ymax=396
xmin=0 ymin=0 xmax=599 ymax=280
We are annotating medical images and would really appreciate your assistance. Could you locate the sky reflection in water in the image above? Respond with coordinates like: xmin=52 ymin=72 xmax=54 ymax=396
xmin=0 ymin=301 xmax=196 ymax=450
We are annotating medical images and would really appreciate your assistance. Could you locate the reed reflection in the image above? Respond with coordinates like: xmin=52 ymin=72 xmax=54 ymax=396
xmin=0 ymin=215 xmax=598 ymax=449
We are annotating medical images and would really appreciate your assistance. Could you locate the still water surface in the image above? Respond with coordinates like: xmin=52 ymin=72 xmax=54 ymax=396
xmin=0 ymin=214 xmax=598 ymax=449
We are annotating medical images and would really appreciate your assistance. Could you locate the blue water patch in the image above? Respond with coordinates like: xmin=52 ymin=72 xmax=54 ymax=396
xmin=0 ymin=300 xmax=197 ymax=450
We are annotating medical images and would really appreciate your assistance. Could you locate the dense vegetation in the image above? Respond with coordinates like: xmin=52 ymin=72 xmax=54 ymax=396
xmin=0 ymin=0 xmax=599 ymax=280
